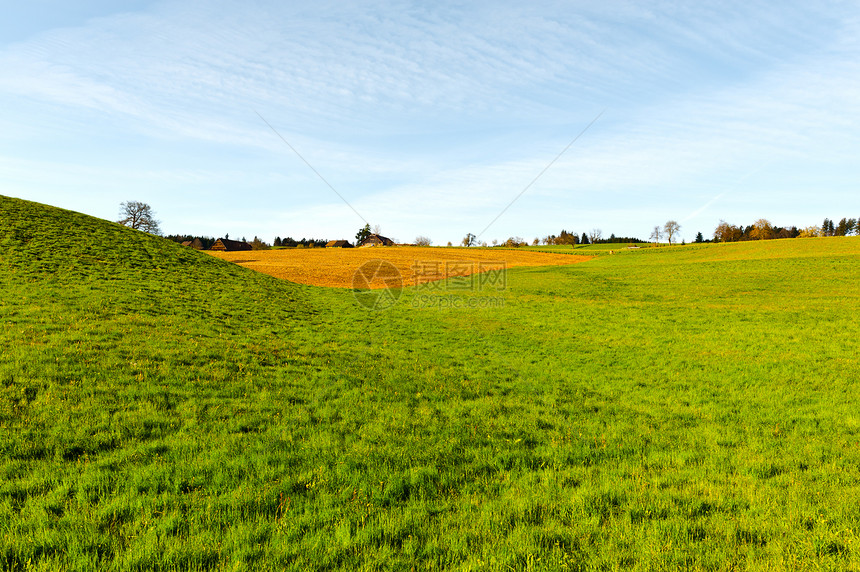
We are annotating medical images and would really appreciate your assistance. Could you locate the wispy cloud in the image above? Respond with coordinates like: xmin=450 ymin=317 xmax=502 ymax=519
xmin=1 ymin=0 xmax=858 ymax=242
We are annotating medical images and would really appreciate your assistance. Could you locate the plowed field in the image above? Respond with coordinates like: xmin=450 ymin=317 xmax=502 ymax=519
xmin=207 ymin=247 xmax=590 ymax=288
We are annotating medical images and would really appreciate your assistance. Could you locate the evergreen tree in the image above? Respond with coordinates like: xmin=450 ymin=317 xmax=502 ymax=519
xmin=580 ymin=232 xmax=589 ymax=245
xmin=695 ymin=232 xmax=704 ymax=243
xmin=356 ymin=223 xmax=371 ymax=243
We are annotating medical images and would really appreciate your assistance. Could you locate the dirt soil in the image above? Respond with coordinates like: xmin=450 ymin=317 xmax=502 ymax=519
xmin=207 ymin=247 xmax=591 ymax=289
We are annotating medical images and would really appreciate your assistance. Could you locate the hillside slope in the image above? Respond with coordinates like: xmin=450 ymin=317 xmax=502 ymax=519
xmin=0 ymin=196 xmax=313 ymax=323
xmin=0 ymin=196 xmax=333 ymax=569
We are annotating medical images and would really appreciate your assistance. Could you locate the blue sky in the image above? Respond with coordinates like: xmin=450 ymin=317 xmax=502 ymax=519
xmin=1 ymin=1 xmax=858 ymax=245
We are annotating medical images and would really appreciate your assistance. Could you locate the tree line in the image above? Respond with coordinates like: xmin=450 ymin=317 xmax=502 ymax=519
xmin=458 ymin=230 xmax=646 ymax=248
xmin=542 ymin=229 xmax=645 ymax=246
xmin=818 ymin=217 xmax=858 ymax=237
xmin=712 ymin=217 xmax=858 ymax=242
xmin=165 ymin=235 xmax=217 ymax=249
xmin=273 ymin=237 xmax=328 ymax=248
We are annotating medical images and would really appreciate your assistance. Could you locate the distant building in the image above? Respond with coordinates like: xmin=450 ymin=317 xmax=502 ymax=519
xmin=210 ymin=238 xmax=252 ymax=251
xmin=181 ymin=238 xmax=205 ymax=250
xmin=325 ymin=240 xmax=353 ymax=248
xmin=359 ymin=234 xmax=394 ymax=247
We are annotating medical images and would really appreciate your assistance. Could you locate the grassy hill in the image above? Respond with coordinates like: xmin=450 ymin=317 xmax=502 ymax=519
xmin=2 ymin=195 xmax=859 ymax=570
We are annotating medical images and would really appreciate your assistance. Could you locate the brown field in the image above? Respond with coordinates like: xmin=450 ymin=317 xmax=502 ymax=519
xmin=207 ymin=247 xmax=591 ymax=288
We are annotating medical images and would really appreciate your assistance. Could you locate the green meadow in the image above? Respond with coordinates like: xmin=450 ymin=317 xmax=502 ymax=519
xmin=1 ymin=195 xmax=859 ymax=571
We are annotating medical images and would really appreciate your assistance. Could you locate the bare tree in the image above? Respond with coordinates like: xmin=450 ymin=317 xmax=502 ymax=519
xmin=588 ymin=228 xmax=603 ymax=244
xmin=798 ymin=226 xmax=822 ymax=238
xmin=663 ymin=220 xmax=680 ymax=245
xmin=461 ymin=233 xmax=476 ymax=247
xmin=650 ymin=226 xmax=662 ymax=244
xmin=414 ymin=235 xmax=432 ymax=246
xmin=373 ymin=224 xmax=382 ymax=235
xmin=118 ymin=201 xmax=161 ymax=234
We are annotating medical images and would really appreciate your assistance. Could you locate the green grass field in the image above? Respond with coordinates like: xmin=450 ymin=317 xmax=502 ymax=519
xmin=1 ymin=195 xmax=859 ymax=571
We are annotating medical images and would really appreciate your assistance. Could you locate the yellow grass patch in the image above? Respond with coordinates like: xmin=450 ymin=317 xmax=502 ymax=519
xmin=207 ymin=247 xmax=591 ymax=288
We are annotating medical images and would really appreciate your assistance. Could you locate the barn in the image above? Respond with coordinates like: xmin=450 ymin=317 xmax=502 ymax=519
xmin=181 ymin=238 xmax=205 ymax=250
xmin=360 ymin=234 xmax=394 ymax=247
xmin=326 ymin=240 xmax=353 ymax=248
xmin=210 ymin=238 xmax=252 ymax=251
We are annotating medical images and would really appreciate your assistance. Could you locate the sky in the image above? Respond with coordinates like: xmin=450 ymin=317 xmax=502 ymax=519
xmin=1 ymin=0 xmax=858 ymax=245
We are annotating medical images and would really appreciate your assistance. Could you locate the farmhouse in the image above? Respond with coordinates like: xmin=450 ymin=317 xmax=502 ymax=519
xmin=181 ymin=238 xmax=205 ymax=250
xmin=326 ymin=240 xmax=353 ymax=248
xmin=360 ymin=233 xmax=394 ymax=247
xmin=210 ymin=238 xmax=252 ymax=251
